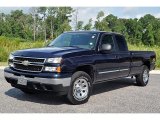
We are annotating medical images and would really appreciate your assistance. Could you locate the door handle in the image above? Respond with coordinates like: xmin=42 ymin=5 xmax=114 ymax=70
xmin=115 ymin=55 xmax=118 ymax=59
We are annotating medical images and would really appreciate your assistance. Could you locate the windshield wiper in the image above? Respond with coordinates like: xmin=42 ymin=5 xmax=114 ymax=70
xmin=47 ymin=45 xmax=81 ymax=48
xmin=62 ymin=46 xmax=80 ymax=48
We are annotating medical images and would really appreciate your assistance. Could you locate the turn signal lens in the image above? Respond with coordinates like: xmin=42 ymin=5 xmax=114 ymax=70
xmin=56 ymin=66 xmax=61 ymax=73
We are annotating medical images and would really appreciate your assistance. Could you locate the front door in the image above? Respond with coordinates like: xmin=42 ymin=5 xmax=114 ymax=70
xmin=95 ymin=34 xmax=120 ymax=82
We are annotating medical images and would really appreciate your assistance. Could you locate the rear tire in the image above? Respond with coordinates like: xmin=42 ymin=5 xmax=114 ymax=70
xmin=136 ymin=65 xmax=149 ymax=86
xmin=67 ymin=71 xmax=92 ymax=105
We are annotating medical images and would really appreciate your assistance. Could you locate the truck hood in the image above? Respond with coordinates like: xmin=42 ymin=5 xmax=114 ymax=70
xmin=13 ymin=47 xmax=91 ymax=58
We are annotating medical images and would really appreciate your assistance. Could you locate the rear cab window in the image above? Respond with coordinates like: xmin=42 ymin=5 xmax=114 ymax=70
xmin=115 ymin=35 xmax=128 ymax=52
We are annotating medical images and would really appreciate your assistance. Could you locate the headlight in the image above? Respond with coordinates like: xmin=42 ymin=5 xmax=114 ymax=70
xmin=44 ymin=66 xmax=61 ymax=72
xmin=9 ymin=54 xmax=14 ymax=60
xmin=8 ymin=54 xmax=14 ymax=67
xmin=46 ymin=57 xmax=62 ymax=63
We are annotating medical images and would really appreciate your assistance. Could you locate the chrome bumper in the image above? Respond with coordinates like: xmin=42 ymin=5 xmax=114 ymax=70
xmin=4 ymin=72 xmax=71 ymax=87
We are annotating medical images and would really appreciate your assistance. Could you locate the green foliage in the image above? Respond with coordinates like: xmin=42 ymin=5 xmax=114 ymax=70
xmin=77 ymin=21 xmax=84 ymax=30
xmin=0 ymin=36 xmax=44 ymax=62
xmin=93 ymin=12 xmax=160 ymax=47
xmin=0 ymin=7 xmax=73 ymax=41
xmin=83 ymin=18 xmax=93 ymax=30
xmin=94 ymin=11 xmax=106 ymax=31
xmin=128 ymin=43 xmax=160 ymax=68
xmin=142 ymin=24 xmax=154 ymax=46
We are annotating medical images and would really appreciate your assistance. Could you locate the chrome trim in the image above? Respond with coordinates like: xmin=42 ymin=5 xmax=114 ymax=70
xmin=119 ymin=69 xmax=129 ymax=72
xmin=11 ymin=56 xmax=46 ymax=72
xmin=13 ymin=65 xmax=44 ymax=73
xmin=13 ymin=60 xmax=45 ymax=64
xmin=98 ymin=68 xmax=129 ymax=74
xmin=99 ymin=70 xmax=119 ymax=74
xmin=4 ymin=72 xmax=71 ymax=87
xmin=13 ymin=61 xmax=44 ymax=66
xmin=13 ymin=56 xmax=46 ymax=64
xmin=13 ymin=56 xmax=46 ymax=61
xmin=73 ymin=78 xmax=89 ymax=101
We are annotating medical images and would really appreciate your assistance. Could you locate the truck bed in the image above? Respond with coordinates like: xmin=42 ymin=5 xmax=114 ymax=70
xmin=130 ymin=51 xmax=156 ymax=59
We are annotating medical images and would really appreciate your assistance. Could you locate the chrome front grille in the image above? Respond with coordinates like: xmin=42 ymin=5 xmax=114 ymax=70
xmin=14 ymin=57 xmax=45 ymax=63
xmin=13 ymin=56 xmax=45 ymax=72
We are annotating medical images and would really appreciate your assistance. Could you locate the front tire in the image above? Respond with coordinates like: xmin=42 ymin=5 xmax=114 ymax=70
xmin=67 ymin=71 xmax=92 ymax=105
xmin=136 ymin=65 xmax=149 ymax=86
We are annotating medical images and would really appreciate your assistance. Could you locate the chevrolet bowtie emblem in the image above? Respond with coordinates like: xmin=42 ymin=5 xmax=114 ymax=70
xmin=22 ymin=60 xmax=30 ymax=66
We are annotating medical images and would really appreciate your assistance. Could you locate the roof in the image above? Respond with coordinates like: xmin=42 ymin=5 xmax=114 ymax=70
xmin=64 ymin=30 xmax=122 ymax=35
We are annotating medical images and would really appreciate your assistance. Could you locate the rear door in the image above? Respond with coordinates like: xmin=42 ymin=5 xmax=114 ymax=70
xmin=114 ymin=35 xmax=131 ymax=77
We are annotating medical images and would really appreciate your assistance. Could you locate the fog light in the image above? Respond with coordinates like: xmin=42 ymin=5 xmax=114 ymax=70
xmin=44 ymin=66 xmax=61 ymax=72
xmin=44 ymin=67 xmax=57 ymax=72
xmin=9 ymin=62 xmax=14 ymax=67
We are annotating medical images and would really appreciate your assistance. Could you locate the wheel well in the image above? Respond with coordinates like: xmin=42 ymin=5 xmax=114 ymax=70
xmin=144 ymin=61 xmax=150 ymax=70
xmin=74 ymin=65 xmax=94 ymax=82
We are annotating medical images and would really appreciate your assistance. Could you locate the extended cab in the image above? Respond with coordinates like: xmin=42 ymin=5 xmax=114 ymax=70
xmin=4 ymin=31 xmax=156 ymax=104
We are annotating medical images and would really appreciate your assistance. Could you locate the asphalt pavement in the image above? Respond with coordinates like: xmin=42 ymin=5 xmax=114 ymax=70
xmin=0 ymin=69 xmax=160 ymax=113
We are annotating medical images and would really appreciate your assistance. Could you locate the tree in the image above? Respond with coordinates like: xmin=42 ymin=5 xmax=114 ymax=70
xmin=56 ymin=7 xmax=73 ymax=36
xmin=48 ymin=7 xmax=57 ymax=39
xmin=83 ymin=18 xmax=92 ymax=30
xmin=77 ymin=21 xmax=83 ymax=30
xmin=124 ymin=18 xmax=142 ymax=44
xmin=139 ymin=14 xmax=155 ymax=28
xmin=94 ymin=11 xmax=106 ymax=31
xmin=96 ymin=11 xmax=104 ymax=20
xmin=72 ymin=8 xmax=79 ymax=31
xmin=38 ymin=7 xmax=47 ymax=41
xmin=104 ymin=14 xmax=117 ymax=32
xmin=142 ymin=24 xmax=154 ymax=46
xmin=30 ymin=7 xmax=38 ymax=41
xmin=154 ymin=29 xmax=160 ymax=46
xmin=0 ymin=8 xmax=160 ymax=47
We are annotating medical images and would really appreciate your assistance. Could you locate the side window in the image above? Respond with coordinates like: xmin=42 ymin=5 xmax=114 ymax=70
xmin=101 ymin=35 xmax=115 ymax=51
xmin=115 ymin=35 xmax=128 ymax=51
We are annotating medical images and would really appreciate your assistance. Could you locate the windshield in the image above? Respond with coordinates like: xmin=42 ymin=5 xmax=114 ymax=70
xmin=48 ymin=32 xmax=99 ymax=50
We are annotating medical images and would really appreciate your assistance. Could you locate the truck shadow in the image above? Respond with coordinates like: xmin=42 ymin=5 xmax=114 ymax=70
xmin=92 ymin=78 xmax=136 ymax=95
xmin=5 ymin=78 xmax=136 ymax=105
xmin=5 ymin=89 xmax=69 ymax=105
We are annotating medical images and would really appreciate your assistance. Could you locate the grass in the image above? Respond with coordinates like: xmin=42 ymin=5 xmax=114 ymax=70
xmin=0 ymin=36 xmax=46 ymax=62
xmin=0 ymin=36 xmax=159 ymax=68
xmin=0 ymin=62 xmax=7 ymax=66
xmin=128 ymin=44 xmax=160 ymax=68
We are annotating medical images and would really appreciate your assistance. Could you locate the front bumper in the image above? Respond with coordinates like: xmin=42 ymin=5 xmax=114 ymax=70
xmin=4 ymin=67 xmax=71 ymax=95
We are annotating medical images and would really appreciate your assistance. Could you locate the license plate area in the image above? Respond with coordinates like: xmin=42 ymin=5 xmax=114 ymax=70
xmin=17 ymin=76 xmax=27 ymax=86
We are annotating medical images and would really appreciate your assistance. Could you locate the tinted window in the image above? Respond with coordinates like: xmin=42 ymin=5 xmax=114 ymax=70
xmin=115 ymin=35 xmax=128 ymax=51
xmin=101 ymin=35 xmax=115 ymax=51
xmin=48 ymin=33 xmax=98 ymax=50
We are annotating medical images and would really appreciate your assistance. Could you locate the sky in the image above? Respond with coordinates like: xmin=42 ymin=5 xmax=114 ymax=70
xmin=75 ymin=7 xmax=160 ymax=23
xmin=0 ymin=7 xmax=160 ymax=25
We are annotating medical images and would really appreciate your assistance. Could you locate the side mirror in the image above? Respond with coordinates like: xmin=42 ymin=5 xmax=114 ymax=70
xmin=101 ymin=44 xmax=112 ymax=51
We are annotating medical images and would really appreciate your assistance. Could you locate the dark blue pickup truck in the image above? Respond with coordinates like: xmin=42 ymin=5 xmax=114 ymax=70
xmin=4 ymin=31 xmax=156 ymax=104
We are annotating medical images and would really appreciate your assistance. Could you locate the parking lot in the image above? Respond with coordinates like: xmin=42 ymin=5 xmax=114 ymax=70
xmin=0 ymin=69 xmax=160 ymax=113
